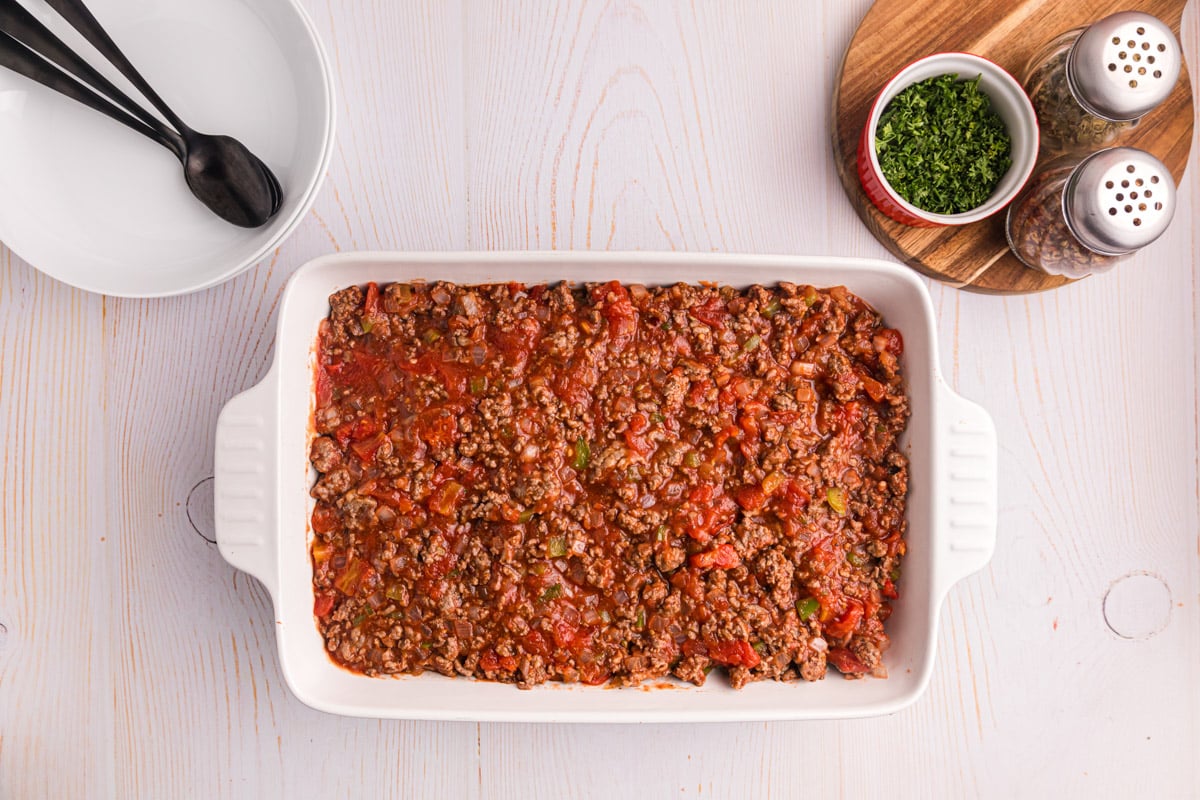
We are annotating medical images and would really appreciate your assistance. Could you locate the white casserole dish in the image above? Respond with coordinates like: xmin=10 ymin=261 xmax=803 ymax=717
xmin=215 ymin=251 xmax=997 ymax=722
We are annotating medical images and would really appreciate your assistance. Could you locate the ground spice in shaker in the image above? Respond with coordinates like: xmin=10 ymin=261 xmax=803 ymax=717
xmin=1006 ymin=147 xmax=1176 ymax=278
xmin=1023 ymin=12 xmax=1181 ymax=154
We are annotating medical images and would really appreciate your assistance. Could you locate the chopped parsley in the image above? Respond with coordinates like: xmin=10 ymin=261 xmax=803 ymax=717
xmin=874 ymin=73 xmax=1012 ymax=215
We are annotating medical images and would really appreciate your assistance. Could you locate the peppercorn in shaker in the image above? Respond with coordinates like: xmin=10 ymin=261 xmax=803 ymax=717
xmin=1023 ymin=11 xmax=1181 ymax=154
xmin=1006 ymin=147 xmax=1176 ymax=278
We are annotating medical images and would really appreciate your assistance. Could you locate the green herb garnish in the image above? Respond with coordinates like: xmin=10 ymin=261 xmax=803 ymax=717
xmin=874 ymin=74 xmax=1012 ymax=214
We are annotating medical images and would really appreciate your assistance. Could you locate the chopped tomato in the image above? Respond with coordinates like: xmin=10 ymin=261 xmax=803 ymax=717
xmin=858 ymin=370 xmax=887 ymax=402
xmin=624 ymin=412 xmax=653 ymax=455
xmin=687 ymin=378 xmax=713 ymax=409
xmin=882 ymin=579 xmax=899 ymax=600
xmin=624 ymin=430 xmax=653 ymax=457
xmin=777 ymin=480 xmax=811 ymax=519
xmin=479 ymin=650 xmax=517 ymax=673
xmin=363 ymin=282 xmax=381 ymax=317
xmin=313 ymin=592 xmax=335 ymax=618
xmin=311 ymin=504 xmax=338 ymax=534
xmin=493 ymin=317 xmax=542 ymax=372
xmin=552 ymin=618 xmax=579 ymax=649
xmin=424 ymin=550 xmax=459 ymax=581
xmin=690 ymin=543 xmax=740 ymax=570
xmin=324 ymin=353 xmax=381 ymax=397
xmin=336 ymin=416 xmax=382 ymax=446
xmin=825 ymin=600 xmax=864 ymax=640
xmin=415 ymin=409 xmax=459 ymax=449
xmin=827 ymin=647 xmax=869 ymax=675
xmin=831 ymin=400 xmax=862 ymax=430
xmin=738 ymin=413 xmax=761 ymax=439
xmin=428 ymin=481 xmax=465 ymax=517
xmin=735 ymin=485 xmax=766 ymax=512
xmin=682 ymin=495 xmax=737 ymax=543
xmin=689 ymin=295 xmax=728 ymax=330
xmin=707 ymin=639 xmax=761 ymax=669
xmin=873 ymin=328 xmax=904 ymax=357
xmin=362 ymin=484 xmax=414 ymax=512
xmin=350 ymin=432 xmax=387 ymax=463
xmin=599 ymin=284 xmax=638 ymax=352
xmin=713 ymin=425 xmax=740 ymax=448
xmin=315 ymin=366 xmax=332 ymax=407
xmin=523 ymin=630 xmax=551 ymax=657
xmin=557 ymin=360 xmax=597 ymax=406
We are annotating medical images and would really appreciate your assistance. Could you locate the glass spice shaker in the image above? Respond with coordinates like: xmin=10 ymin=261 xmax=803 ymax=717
xmin=1023 ymin=11 xmax=1181 ymax=154
xmin=1006 ymin=147 xmax=1176 ymax=278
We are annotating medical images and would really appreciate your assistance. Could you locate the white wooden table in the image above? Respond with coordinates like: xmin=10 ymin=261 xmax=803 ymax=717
xmin=2 ymin=2 xmax=1198 ymax=797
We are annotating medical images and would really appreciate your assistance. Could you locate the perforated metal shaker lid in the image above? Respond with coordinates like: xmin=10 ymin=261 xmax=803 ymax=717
xmin=1066 ymin=11 xmax=1181 ymax=121
xmin=1065 ymin=147 xmax=1176 ymax=256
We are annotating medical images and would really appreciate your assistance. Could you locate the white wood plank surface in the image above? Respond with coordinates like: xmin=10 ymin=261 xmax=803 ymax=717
xmin=1 ymin=1 xmax=1198 ymax=797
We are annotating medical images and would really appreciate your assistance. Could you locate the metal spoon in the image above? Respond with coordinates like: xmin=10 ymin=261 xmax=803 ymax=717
xmin=0 ymin=0 xmax=185 ymax=156
xmin=43 ymin=0 xmax=283 ymax=226
xmin=0 ymin=24 xmax=283 ymax=223
xmin=6 ymin=0 xmax=281 ymax=227
xmin=0 ymin=29 xmax=179 ymax=155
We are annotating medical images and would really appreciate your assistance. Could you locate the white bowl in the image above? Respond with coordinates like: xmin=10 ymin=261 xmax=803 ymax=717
xmin=215 ymin=251 xmax=999 ymax=722
xmin=0 ymin=0 xmax=335 ymax=297
xmin=859 ymin=52 xmax=1039 ymax=227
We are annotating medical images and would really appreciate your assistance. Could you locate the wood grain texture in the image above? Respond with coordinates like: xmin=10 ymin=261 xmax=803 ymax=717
xmin=0 ymin=0 xmax=1198 ymax=798
xmin=832 ymin=0 xmax=1195 ymax=293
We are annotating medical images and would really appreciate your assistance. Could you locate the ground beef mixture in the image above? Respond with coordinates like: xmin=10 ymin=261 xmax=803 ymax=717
xmin=309 ymin=280 xmax=909 ymax=689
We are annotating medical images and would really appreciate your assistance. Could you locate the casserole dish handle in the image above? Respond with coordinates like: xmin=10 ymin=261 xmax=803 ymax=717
xmin=214 ymin=369 xmax=279 ymax=600
xmin=934 ymin=381 xmax=998 ymax=600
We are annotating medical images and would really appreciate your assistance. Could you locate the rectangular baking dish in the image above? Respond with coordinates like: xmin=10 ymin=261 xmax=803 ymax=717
xmin=214 ymin=251 xmax=997 ymax=722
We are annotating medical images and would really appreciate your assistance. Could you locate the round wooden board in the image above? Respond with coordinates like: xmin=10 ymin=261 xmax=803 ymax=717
xmin=832 ymin=0 xmax=1194 ymax=294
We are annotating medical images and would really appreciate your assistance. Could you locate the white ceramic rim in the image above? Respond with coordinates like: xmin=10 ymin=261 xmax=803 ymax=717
xmin=130 ymin=0 xmax=336 ymax=298
xmin=215 ymin=251 xmax=999 ymax=722
xmin=865 ymin=52 xmax=1040 ymax=226
xmin=0 ymin=0 xmax=337 ymax=299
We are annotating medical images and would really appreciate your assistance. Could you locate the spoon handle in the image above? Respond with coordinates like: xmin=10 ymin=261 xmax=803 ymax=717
xmin=0 ymin=28 xmax=174 ymax=152
xmin=42 ymin=0 xmax=188 ymax=134
xmin=0 ymin=0 xmax=184 ymax=159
